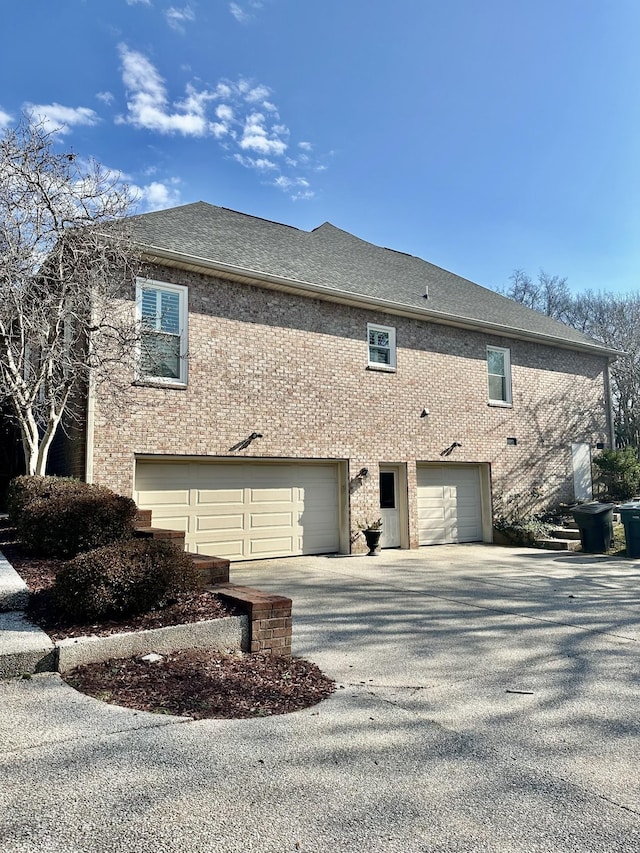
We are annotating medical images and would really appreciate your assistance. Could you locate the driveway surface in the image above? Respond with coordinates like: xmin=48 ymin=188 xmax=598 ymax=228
xmin=2 ymin=544 xmax=640 ymax=852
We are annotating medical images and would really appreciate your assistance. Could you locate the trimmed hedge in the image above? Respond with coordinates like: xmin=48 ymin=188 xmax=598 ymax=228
xmin=7 ymin=475 xmax=72 ymax=525
xmin=53 ymin=539 xmax=200 ymax=621
xmin=10 ymin=476 xmax=138 ymax=558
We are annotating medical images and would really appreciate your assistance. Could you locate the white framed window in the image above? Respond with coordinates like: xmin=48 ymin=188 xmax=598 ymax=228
xmin=487 ymin=345 xmax=512 ymax=405
xmin=367 ymin=323 xmax=396 ymax=370
xmin=136 ymin=278 xmax=188 ymax=384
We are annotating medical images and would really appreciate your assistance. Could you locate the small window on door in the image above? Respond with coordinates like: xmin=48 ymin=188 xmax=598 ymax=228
xmin=379 ymin=471 xmax=396 ymax=508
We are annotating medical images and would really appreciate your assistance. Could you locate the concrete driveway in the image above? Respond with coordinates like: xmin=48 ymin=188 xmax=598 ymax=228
xmin=2 ymin=544 xmax=640 ymax=852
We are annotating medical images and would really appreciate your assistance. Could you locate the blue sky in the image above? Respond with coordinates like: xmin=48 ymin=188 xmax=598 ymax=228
xmin=1 ymin=0 xmax=639 ymax=294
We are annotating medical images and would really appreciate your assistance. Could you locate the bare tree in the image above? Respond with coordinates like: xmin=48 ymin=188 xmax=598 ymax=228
xmin=499 ymin=268 xmax=640 ymax=448
xmin=0 ymin=116 xmax=139 ymax=475
xmin=500 ymin=269 xmax=573 ymax=324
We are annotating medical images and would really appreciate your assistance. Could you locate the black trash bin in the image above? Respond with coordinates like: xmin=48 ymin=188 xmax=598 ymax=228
xmin=619 ymin=501 xmax=640 ymax=558
xmin=571 ymin=503 xmax=615 ymax=553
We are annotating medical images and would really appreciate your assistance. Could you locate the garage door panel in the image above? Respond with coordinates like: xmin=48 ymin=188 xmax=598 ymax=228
xmin=195 ymin=540 xmax=246 ymax=560
xmin=197 ymin=488 xmax=245 ymax=505
xmin=141 ymin=489 xmax=190 ymax=507
xmin=196 ymin=514 xmax=245 ymax=532
xmin=147 ymin=513 xmax=189 ymax=532
xmin=417 ymin=465 xmax=482 ymax=546
xmin=136 ymin=460 xmax=340 ymax=561
xmin=250 ymin=487 xmax=295 ymax=504
xmin=250 ymin=511 xmax=294 ymax=529
xmin=250 ymin=536 xmax=295 ymax=557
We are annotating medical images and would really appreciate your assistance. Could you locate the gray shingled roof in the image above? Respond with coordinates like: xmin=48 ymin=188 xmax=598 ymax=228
xmin=128 ymin=201 xmax=615 ymax=355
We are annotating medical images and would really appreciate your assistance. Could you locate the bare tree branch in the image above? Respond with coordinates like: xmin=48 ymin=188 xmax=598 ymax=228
xmin=500 ymin=268 xmax=640 ymax=448
xmin=0 ymin=115 xmax=140 ymax=475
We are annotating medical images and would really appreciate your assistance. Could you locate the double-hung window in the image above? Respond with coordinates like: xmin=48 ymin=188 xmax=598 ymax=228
xmin=367 ymin=323 xmax=396 ymax=370
xmin=487 ymin=345 xmax=512 ymax=405
xmin=137 ymin=279 xmax=188 ymax=384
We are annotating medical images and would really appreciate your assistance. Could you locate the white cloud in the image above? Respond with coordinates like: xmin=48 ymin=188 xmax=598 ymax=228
xmin=229 ymin=3 xmax=249 ymax=23
xmin=233 ymin=154 xmax=277 ymax=171
xmin=135 ymin=179 xmax=182 ymax=211
xmin=126 ymin=0 xmax=151 ymax=4
xmin=113 ymin=47 xmax=323 ymax=200
xmin=229 ymin=1 xmax=263 ymax=23
xmin=118 ymin=44 xmax=209 ymax=135
xmin=165 ymin=5 xmax=195 ymax=32
xmin=23 ymin=103 xmax=99 ymax=135
xmin=0 ymin=107 xmax=13 ymax=130
xmin=239 ymin=112 xmax=288 ymax=156
xmin=96 ymin=91 xmax=115 ymax=106
xmin=215 ymin=104 xmax=234 ymax=121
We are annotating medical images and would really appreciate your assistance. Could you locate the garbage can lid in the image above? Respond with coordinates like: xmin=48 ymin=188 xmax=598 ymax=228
xmin=571 ymin=502 xmax=615 ymax=515
xmin=619 ymin=501 xmax=640 ymax=511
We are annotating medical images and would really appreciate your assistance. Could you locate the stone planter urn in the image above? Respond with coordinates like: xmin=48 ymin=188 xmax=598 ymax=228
xmin=362 ymin=527 xmax=382 ymax=556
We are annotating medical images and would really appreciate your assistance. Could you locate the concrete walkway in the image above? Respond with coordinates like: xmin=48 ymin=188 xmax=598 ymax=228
xmin=2 ymin=544 xmax=640 ymax=851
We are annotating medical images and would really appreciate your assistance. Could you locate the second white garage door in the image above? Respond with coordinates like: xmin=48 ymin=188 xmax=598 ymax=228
xmin=417 ymin=464 xmax=483 ymax=545
xmin=135 ymin=460 xmax=341 ymax=561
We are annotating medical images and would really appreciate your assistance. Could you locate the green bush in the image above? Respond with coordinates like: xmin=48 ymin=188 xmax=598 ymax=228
xmin=12 ymin=477 xmax=138 ymax=558
xmin=53 ymin=538 xmax=200 ymax=621
xmin=593 ymin=448 xmax=640 ymax=502
xmin=493 ymin=514 xmax=554 ymax=546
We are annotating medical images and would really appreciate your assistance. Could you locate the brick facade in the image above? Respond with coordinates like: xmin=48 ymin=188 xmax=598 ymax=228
xmin=88 ymin=263 xmax=611 ymax=552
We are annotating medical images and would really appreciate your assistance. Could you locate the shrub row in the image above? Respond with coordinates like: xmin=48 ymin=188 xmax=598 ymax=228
xmin=54 ymin=539 xmax=200 ymax=621
xmin=8 ymin=475 xmax=137 ymax=558
xmin=10 ymin=475 xmax=201 ymax=622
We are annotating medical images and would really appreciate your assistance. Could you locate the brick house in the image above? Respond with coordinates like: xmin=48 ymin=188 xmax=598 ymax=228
xmin=64 ymin=202 xmax=617 ymax=560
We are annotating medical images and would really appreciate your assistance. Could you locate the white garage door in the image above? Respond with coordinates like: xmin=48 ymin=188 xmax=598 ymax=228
xmin=417 ymin=465 xmax=483 ymax=545
xmin=135 ymin=460 xmax=340 ymax=561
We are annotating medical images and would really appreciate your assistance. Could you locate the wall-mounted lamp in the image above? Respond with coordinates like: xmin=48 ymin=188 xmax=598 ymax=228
xmin=356 ymin=467 xmax=369 ymax=480
xmin=228 ymin=432 xmax=263 ymax=452
xmin=440 ymin=442 xmax=462 ymax=457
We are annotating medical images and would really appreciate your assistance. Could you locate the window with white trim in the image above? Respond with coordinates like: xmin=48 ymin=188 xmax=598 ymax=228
xmin=137 ymin=279 xmax=188 ymax=383
xmin=367 ymin=323 xmax=396 ymax=369
xmin=487 ymin=346 xmax=511 ymax=405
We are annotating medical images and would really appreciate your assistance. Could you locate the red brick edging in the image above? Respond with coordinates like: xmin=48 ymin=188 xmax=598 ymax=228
xmin=133 ymin=510 xmax=292 ymax=655
xmin=214 ymin=583 xmax=292 ymax=657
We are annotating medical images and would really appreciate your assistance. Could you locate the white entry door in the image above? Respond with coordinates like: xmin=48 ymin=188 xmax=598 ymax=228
xmin=379 ymin=468 xmax=401 ymax=548
xmin=572 ymin=443 xmax=593 ymax=502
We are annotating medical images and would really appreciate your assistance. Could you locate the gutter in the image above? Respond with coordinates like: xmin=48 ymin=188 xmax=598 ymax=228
xmin=139 ymin=244 xmax=621 ymax=359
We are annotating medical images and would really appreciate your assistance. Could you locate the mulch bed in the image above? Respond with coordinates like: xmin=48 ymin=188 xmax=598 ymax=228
xmin=65 ymin=650 xmax=335 ymax=719
xmin=1 ymin=532 xmax=234 ymax=641
xmin=1 ymin=527 xmax=336 ymax=718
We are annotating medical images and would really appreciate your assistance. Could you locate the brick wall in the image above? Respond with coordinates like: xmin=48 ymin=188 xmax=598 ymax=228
xmin=91 ymin=264 xmax=611 ymax=549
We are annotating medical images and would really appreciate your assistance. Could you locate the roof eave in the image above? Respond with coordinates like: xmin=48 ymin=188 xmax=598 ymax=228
xmin=139 ymin=244 xmax=621 ymax=359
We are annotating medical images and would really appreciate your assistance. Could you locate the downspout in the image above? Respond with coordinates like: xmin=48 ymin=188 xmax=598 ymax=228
xmin=604 ymin=357 xmax=616 ymax=449
xmin=84 ymin=371 xmax=95 ymax=484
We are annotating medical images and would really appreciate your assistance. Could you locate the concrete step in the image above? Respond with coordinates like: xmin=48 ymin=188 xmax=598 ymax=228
xmin=0 ymin=612 xmax=56 ymax=678
xmin=550 ymin=527 xmax=581 ymax=541
xmin=0 ymin=550 xmax=29 ymax=612
xmin=534 ymin=537 xmax=582 ymax=552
